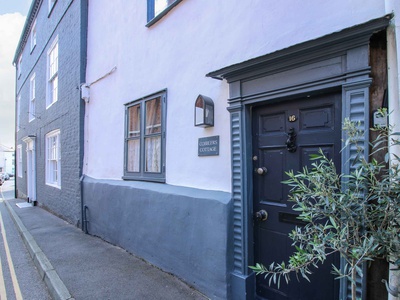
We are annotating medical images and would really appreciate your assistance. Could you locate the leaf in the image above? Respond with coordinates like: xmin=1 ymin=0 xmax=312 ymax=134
xmin=329 ymin=216 xmax=337 ymax=229
xmin=385 ymin=152 xmax=390 ymax=164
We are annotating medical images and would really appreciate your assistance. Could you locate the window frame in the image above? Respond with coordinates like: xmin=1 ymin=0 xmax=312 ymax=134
xmin=29 ymin=73 xmax=36 ymax=122
xmin=16 ymin=95 xmax=21 ymax=131
xmin=30 ymin=19 xmax=37 ymax=53
xmin=146 ymin=0 xmax=183 ymax=27
xmin=17 ymin=145 xmax=23 ymax=178
xmin=48 ymin=0 xmax=57 ymax=14
xmin=46 ymin=36 xmax=58 ymax=108
xmin=17 ymin=55 xmax=22 ymax=79
xmin=45 ymin=129 xmax=61 ymax=188
xmin=123 ymin=90 xmax=167 ymax=182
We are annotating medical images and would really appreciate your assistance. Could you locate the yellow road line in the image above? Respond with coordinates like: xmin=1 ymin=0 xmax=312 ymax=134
xmin=0 ymin=249 xmax=7 ymax=300
xmin=0 ymin=185 xmax=6 ymax=299
xmin=0 ymin=187 xmax=23 ymax=300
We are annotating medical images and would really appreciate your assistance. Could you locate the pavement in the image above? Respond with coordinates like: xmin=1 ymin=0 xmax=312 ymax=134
xmin=4 ymin=198 xmax=208 ymax=300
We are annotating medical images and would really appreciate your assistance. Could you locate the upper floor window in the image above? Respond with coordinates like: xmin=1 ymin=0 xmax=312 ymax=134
xmin=124 ymin=90 xmax=166 ymax=182
xmin=147 ymin=0 xmax=182 ymax=26
xmin=47 ymin=36 xmax=58 ymax=108
xmin=48 ymin=0 xmax=57 ymax=13
xmin=30 ymin=20 xmax=37 ymax=52
xmin=16 ymin=95 xmax=21 ymax=131
xmin=17 ymin=55 xmax=22 ymax=79
xmin=17 ymin=145 xmax=23 ymax=178
xmin=46 ymin=129 xmax=61 ymax=188
xmin=29 ymin=73 xmax=36 ymax=122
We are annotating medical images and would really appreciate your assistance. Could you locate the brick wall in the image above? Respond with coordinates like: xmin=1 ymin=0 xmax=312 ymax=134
xmin=15 ymin=0 xmax=87 ymax=226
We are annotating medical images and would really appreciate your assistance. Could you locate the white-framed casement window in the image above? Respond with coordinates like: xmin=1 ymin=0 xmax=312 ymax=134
xmin=124 ymin=90 xmax=166 ymax=182
xmin=29 ymin=73 xmax=36 ymax=122
xmin=17 ymin=145 xmax=23 ymax=178
xmin=48 ymin=0 xmax=57 ymax=13
xmin=147 ymin=0 xmax=182 ymax=26
xmin=45 ymin=129 xmax=61 ymax=188
xmin=17 ymin=55 xmax=22 ymax=79
xmin=47 ymin=36 xmax=58 ymax=108
xmin=30 ymin=19 xmax=37 ymax=52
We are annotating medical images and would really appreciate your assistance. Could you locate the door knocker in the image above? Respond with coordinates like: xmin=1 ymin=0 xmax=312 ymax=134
xmin=286 ymin=127 xmax=297 ymax=153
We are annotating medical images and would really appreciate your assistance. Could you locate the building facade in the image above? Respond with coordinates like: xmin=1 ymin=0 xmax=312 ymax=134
xmin=82 ymin=1 xmax=400 ymax=299
xmin=13 ymin=0 xmax=88 ymax=226
xmin=11 ymin=0 xmax=400 ymax=299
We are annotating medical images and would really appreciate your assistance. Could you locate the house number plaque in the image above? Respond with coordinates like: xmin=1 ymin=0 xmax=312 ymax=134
xmin=288 ymin=115 xmax=296 ymax=122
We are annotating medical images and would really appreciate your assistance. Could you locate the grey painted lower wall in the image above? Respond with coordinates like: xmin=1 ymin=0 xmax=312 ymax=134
xmin=82 ymin=176 xmax=232 ymax=299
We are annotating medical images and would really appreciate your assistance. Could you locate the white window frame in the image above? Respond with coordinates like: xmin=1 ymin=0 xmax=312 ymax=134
xmin=17 ymin=145 xmax=23 ymax=178
xmin=45 ymin=129 xmax=61 ymax=188
xmin=30 ymin=19 xmax=37 ymax=52
xmin=48 ymin=0 xmax=56 ymax=13
xmin=29 ymin=73 xmax=36 ymax=122
xmin=17 ymin=55 xmax=22 ymax=79
xmin=17 ymin=95 xmax=21 ymax=131
xmin=46 ymin=36 xmax=58 ymax=108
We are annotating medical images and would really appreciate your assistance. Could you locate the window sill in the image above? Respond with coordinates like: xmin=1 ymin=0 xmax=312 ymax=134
xmin=46 ymin=182 xmax=61 ymax=189
xmin=46 ymin=100 xmax=57 ymax=110
xmin=146 ymin=0 xmax=183 ymax=28
xmin=122 ymin=175 xmax=165 ymax=183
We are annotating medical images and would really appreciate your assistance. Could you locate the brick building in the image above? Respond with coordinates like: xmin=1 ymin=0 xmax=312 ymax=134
xmin=13 ymin=0 xmax=88 ymax=226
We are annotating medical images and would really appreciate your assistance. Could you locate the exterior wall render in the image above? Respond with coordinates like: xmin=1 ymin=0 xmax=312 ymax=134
xmin=85 ymin=0 xmax=386 ymax=192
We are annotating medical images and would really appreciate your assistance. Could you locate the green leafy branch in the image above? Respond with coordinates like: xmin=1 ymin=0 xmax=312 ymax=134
xmin=251 ymin=117 xmax=400 ymax=300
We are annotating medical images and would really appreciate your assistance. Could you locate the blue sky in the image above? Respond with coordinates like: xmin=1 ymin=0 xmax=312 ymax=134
xmin=0 ymin=0 xmax=31 ymax=15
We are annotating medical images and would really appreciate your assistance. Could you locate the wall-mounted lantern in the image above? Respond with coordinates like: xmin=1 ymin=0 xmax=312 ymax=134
xmin=194 ymin=95 xmax=214 ymax=127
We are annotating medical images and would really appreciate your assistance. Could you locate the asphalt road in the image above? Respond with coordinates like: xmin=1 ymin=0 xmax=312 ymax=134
xmin=0 ymin=178 xmax=51 ymax=300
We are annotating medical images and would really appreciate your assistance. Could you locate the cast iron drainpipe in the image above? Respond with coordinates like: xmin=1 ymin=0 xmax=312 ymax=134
xmin=83 ymin=205 xmax=89 ymax=234
xmin=80 ymin=175 xmax=89 ymax=234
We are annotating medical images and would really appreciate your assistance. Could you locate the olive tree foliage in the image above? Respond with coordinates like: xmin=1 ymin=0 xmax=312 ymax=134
xmin=250 ymin=116 xmax=400 ymax=300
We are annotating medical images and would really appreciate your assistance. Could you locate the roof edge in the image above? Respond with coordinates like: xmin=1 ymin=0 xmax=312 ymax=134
xmin=12 ymin=0 xmax=42 ymax=65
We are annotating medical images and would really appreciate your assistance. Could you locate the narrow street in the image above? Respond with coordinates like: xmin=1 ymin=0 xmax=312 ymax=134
xmin=0 ymin=179 xmax=51 ymax=300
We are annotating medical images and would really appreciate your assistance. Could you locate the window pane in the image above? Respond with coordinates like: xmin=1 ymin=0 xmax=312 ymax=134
xmin=127 ymin=139 xmax=140 ymax=172
xmin=49 ymin=42 xmax=58 ymax=79
xmin=51 ymin=76 xmax=58 ymax=103
xmin=46 ymin=130 xmax=60 ymax=186
xmin=128 ymin=104 xmax=140 ymax=137
xmin=145 ymin=136 xmax=161 ymax=173
xmin=145 ymin=97 xmax=161 ymax=134
xmin=154 ymin=0 xmax=168 ymax=16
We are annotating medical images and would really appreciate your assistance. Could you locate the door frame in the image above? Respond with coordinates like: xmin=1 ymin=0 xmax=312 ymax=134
xmin=22 ymin=136 xmax=36 ymax=202
xmin=207 ymin=16 xmax=390 ymax=300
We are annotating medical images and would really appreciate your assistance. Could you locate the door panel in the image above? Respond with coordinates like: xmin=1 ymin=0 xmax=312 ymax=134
xmin=253 ymin=93 xmax=341 ymax=300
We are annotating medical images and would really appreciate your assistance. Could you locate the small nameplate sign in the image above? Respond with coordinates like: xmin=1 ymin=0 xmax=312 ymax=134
xmin=198 ymin=136 xmax=219 ymax=156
